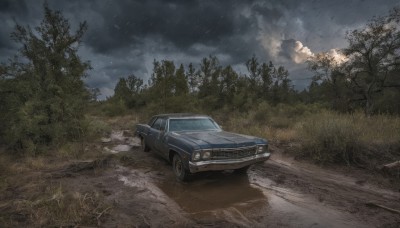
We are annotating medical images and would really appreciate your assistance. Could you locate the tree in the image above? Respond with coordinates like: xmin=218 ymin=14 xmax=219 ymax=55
xmin=175 ymin=64 xmax=189 ymax=96
xmin=271 ymin=66 xmax=292 ymax=105
xmin=306 ymin=7 xmax=400 ymax=115
xmin=198 ymin=56 xmax=222 ymax=110
xmin=259 ymin=61 xmax=274 ymax=100
xmin=246 ymin=55 xmax=261 ymax=90
xmin=112 ymin=74 xmax=145 ymax=108
xmin=0 ymin=4 xmax=90 ymax=152
xmin=186 ymin=63 xmax=199 ymax=94
xmin=343 ymin=7 xmax=400 ymax=115
xmin=126 ymin=74 xmax=143 ymax=95
xmin=219 ymin=65 xmax=239 ymax=106
xmin=114 ymin=78 xmax=130 ymax=100
xmin=307 ymin=51 xmax=352 ymax=111
xmin=87 ymin=87 xmax=101 ymax=102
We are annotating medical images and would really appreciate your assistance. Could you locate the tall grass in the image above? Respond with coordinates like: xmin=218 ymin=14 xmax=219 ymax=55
xmin=296 ymin=111 xmax=400 ymax=166
xmin=217 ymin=104 xmax=400 ymax=168
xmin=11 ymin=184 xmax=109 ymax=226
xmin=219 ymin=103 xmax=322 ymax=144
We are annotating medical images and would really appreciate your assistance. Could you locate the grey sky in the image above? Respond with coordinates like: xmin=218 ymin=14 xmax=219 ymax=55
xmin=0 ymin=0 xmax=399 ymax=99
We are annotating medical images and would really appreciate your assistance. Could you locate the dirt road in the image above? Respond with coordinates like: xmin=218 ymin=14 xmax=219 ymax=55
xmin=70 ymin=130 xmax=398 ymax=227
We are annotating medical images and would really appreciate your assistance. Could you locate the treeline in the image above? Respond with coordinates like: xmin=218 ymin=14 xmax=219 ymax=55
xmin=109 ymin=56 xmax=298 ymax=115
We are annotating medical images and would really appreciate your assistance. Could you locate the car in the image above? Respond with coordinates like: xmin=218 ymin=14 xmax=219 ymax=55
xmin=135 ymin=113 xmax=270 ymax=181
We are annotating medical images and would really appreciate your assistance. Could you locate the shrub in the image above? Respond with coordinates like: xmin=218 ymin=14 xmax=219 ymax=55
xmin=101 ymin=99 xmax=128 ymax=117
xmin=86 ymin=118 xmax=112 ymax=138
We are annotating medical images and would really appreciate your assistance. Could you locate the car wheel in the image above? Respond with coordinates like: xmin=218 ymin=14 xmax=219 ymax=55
xmin=234 ymin=165 xmax=250 ymax=174
xmin=173 ymin=154 xmax=190 ymax=181
xmin=141 ymin=137 xmax=150 ymax=152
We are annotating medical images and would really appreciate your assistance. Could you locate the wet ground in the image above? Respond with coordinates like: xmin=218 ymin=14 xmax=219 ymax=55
xmin=91 ymin=130 xmax=400 ymax=227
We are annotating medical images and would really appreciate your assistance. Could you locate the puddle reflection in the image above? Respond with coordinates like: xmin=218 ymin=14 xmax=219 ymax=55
xmin=157 ymin=172 xmax=267 ymax=213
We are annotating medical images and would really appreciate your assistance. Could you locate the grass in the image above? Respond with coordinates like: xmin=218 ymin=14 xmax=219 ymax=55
xmin=218 ymin=105 xmax=400 ymax=168
xmin=5 ymin=182 xmax=109 ymax=226
xmin=0 ymin=113 xmax=117 ymax=227
xmin=0 ymin=151 xmax=112 ymax=227
xmin=296 ymin=111 xmax=400 ymax=167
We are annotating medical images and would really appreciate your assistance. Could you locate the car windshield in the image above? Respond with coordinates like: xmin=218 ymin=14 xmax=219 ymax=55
xmin=169 ymin=118 xmax=220 ymax=131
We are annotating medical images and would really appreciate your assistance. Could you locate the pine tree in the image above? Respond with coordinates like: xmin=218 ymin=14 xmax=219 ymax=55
xmin=0 ymin=4 xmax=90 ymax=152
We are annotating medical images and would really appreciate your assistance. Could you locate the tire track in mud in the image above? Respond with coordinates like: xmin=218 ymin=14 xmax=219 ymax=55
xmin=251 ymin=155 xmax=400 ymax=228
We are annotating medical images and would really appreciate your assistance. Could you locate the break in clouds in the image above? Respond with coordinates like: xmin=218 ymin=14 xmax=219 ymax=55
xmin=0 ymin=0 xmax=399 ymax=98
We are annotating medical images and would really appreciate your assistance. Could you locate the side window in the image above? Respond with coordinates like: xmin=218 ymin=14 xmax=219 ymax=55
xmin=151 ymin=118 xmax=166 ymax=131
xmin=160 ymin=118 xmax=167 ymax=131
xmin=152 ymin=118 xmax=162 ymax=130
xmin=148 ymin=117 xmax=157 ymax=126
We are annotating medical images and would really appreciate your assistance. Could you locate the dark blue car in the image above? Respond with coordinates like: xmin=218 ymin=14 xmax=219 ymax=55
xmin=135 ymin=113 xmax=270 ymax=181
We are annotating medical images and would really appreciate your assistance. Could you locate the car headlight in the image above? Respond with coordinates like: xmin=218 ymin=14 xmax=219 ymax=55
xmin=193 ymin=152 xmax=201 ymax=161
xmin=202 ymin=151 xmax=211 ymax=160
xmin=257 ymin=145 xmax=267 ymax=154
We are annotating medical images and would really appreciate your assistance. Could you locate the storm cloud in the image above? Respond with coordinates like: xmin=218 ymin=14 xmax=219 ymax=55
xmin=0 ymin=0 xmax=399 ymax=98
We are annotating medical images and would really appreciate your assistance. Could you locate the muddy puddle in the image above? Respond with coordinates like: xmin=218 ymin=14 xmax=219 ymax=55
xmin=102 ymin=130 xmax=141 ymax=154
xmin=157 ymin=172 xmax=266 ymax=213
xmin=117 ymin=160 xmax=368 ymax=228
xmin=158 ymin=170 xmax=365 ymax=227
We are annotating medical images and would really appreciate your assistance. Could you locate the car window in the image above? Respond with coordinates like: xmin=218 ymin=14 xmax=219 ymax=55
xmin=160 ymin=118 xmax=167 ymax=131
xmin=151 ymin=118 xmax=166 ymax=130
xmin=169 ymin=118 xmax=219 ymax=131
xmin=148 ymin=117 xmax=157 ymax=126
xmin=151 ymin=118 xmax=161 ymax=129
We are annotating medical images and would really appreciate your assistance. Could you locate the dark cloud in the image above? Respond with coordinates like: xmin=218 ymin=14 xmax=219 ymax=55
xmin=0 ymin=0 xmax=27 ymax=14
xmin=78 ymin=0 xmax=241 ymax=54
xmin=0 ymin=0 xmax=399 ymax=98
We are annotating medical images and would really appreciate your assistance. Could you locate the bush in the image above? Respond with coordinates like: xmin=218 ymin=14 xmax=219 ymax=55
xmin=86 ymin=118 xmax=112 ymax=138
xmin=100 ymin=99 xmax=128 ymax=117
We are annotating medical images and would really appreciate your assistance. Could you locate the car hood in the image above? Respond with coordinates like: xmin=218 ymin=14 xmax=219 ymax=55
xmin=171 ymin=130 xmax=264 ymax=149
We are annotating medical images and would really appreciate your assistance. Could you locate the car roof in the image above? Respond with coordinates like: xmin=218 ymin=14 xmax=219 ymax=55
xmin=152 ymin=113 xmax=210 ymax=119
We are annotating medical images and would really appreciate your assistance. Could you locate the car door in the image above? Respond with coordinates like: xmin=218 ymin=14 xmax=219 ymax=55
xmin=155 ymin=118 xmax=170 ymax=159
xmin=147 ymin=117 xmax=162 ymax=151
xmin=148 ymin=117 xmax=167 ymax=156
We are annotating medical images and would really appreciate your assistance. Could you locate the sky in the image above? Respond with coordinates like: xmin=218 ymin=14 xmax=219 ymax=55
xmin=0 ymin=0 xmax=399 ymax=99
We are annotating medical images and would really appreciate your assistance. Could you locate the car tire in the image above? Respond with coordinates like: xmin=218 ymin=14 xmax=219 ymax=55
xmin=141 ymin=137 xmax=150 ymax=152
xmin=234 ymin=165 xmax=250 ymax=174
xmin=173 ymin=154 xmax=190 ymax=181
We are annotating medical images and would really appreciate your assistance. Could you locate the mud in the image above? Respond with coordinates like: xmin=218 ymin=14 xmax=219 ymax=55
xmin=102 ymin=130 xmax=141 ymax=154
xmin=62 ymin=130 xmax=400 ymax=227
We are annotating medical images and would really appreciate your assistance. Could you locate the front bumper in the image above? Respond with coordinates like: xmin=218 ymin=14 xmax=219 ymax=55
xmin=188 ymin=153 xmax=271 ymax=173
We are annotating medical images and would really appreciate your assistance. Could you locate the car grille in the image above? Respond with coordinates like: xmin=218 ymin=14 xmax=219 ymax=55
xmin=211 ymin=146 xmax=257 ymax=160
